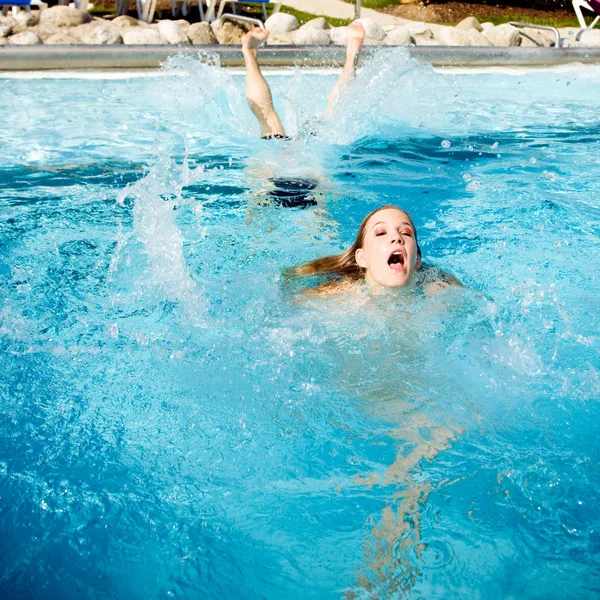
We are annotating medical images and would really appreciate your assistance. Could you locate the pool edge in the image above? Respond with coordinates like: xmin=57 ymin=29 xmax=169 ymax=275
xmin=1 ymin=45 xmax=600 ymax=71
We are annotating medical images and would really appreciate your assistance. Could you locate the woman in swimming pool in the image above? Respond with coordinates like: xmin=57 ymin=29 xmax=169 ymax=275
xmin=241 ymin=21 xmax=366 ymax=139
xmin=286 ymin=205 xmax=459 ymax=294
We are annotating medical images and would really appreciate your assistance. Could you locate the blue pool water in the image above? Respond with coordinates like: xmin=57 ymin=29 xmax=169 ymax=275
xmin=1 ymin=52 xmax=600 ymax=599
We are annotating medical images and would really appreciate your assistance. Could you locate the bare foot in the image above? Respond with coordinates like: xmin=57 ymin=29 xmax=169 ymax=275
xmin=347 ymin=21 xmax=365 ymax=58
xmin=241 ymin=27 xmax=269 ymax=53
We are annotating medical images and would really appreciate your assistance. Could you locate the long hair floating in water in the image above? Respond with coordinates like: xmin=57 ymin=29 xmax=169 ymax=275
xmin=286 ymin=205 xmax=422 ymax=279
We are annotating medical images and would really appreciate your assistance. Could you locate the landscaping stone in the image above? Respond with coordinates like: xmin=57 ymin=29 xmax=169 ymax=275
xmin=122 ymin=28 xmax=166 ymax=44
xmin=574 ymin=28 xmax=600 ymax=46
xmin=214 ymin=21 xmax=246 ymax=44
xmin=300 ymin=17 xmax=331 ymax=31
xmin=483 ymin=23 xmax=521 ymax=46
xmin=383 ymin=26 xmax=411 ymax=46
xmin=30 ymin=23 xmax=61 ymax=41
xmin=456 ymin=16 xmax=482 ymax=32
xmin=157 ymin=20 xmax=190 ymax=44
xmin=329 ymin=26 xmax=348 ymax=45
xmin=519 ymin=27 xmax=555 ymax=47
xmin=295 ymin=21 xmax=330 ymax=45
xmin=76 ymin=24 xmax=123 ymax=44
xmin=14 ymin=11 xmax=39 ymax=28
xmin=264 ymin=12 xmax=297 ymax=34
xmin=267 ymin=32 xmax=294 ymax=45
xmin=414 ymin=37 xmax=441 ymax=46
xmin=411 ymin=29 xmax=434 ymax=45
xmin=173 ymin=19 xmax=190 ymax=32
xmin=438 ymin=25 xmax=470 ymax=46
xmin=406 ymin=21 xmax=433 ymax=37
xmin=110 ymin=15 xmax=142 ymax=29
xmin=466 ymin=27 xmax=492 ymax=46
xmin=45 ymin=32 xmax=81 ymax=44
xmin=0 ymin=24 xmax=12 ymax=38
xmin=187 ymin=22 xmax=217 ymax=44
xmin=0 ymin=38 xmax=8 ymax=45
xmin=40 ymin=6 xmax=91 ymax=28
xmin=8 ymin=31 xmax=42 ymax=45
xmin=480 ymin=22 xmax=495 ymax=31
xmin=356 ymin=18 xmax=385 ymax=41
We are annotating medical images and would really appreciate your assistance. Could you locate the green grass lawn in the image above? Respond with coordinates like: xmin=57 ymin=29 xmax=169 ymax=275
xmin=272 ymin=6 xmax=352 ymax=27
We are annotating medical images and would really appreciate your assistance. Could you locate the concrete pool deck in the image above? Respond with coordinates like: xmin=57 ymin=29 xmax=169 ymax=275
xmin=1 ymin=45 xmax=600 ymax=71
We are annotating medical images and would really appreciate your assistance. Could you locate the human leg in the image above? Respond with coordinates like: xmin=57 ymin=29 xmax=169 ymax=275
xmin=241 ymin=28 xmax=286 ymax=138
xmin=326 ymin=21 xmax=366 ymax=116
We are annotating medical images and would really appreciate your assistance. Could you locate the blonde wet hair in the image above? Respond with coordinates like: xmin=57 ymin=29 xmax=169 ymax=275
xmin=286 ymin=204 xmax=422 ymax=279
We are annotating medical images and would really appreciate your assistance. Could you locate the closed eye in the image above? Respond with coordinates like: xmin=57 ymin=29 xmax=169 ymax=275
xmin=401 ymin=229 xmax=413 ymax=237
xmin=375 ymin=230 xmax=386 ymax=237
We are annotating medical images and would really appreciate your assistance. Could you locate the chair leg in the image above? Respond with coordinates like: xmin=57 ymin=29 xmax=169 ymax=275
xmin=198 ymin=0 xmax=204 ymax=19
xmin=116 ymin=0 xmax=129 ymax=16
xmin=572 ymin=0 xmax=599 ymax=28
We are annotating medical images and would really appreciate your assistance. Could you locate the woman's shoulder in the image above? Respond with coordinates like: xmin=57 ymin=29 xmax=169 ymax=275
xmin=301 ymin=278 xmax=359 ymax=298
xmin=418 ymin=263 xmax=462 ymax=296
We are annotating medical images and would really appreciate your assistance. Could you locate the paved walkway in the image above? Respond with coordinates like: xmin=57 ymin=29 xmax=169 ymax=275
xmin=280 ymin=0 xmax=411 ymax=26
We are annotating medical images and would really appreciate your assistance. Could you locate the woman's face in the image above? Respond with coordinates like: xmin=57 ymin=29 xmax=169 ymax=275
xmin=355 ymin=208 xmax=421 ymax=288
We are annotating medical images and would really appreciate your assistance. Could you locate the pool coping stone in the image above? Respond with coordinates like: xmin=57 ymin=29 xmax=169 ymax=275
xmin=1 ymin=45 xmax=600 ymax=71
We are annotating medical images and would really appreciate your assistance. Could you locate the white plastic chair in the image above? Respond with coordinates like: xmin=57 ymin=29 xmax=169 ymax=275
xmin=204 ymin=0 xmax=280 ymax=22
xmin=0 ymin=0 xmax=46 ymax=17
xmin=572 ymin=0 xmax=600 ymax=29
xmin=136 ymin=0 xmax=157 ymax=22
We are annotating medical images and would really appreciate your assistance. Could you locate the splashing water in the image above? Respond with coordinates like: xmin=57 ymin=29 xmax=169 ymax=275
xmin=1 ymin=51 xmax=600 ymax=599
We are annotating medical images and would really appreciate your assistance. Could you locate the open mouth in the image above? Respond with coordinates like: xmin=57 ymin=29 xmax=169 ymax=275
xmin=388 ymin=250 xmax=406 ymax=270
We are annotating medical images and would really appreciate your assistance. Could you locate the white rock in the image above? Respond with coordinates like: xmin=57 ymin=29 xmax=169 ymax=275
xmin=29 ymin=23 xmax=61 ymax=41
xmin=264 ymin=12 xmax=297 ymax=34
xmin=295 ymin=26 xmax=330 ymax=45
xmin=77 ymin=24 xmax=123 ymax=44
xmin=519 ymin=27 xmax=555 ymax=47
xmin=123 ymin=28 xmax=166 ymax=44
xmin=0 ymin=37 xmax=8 ymax=45
xmin=14 ymin=11 xmax=39 ymax=27
xmin=0 ymin=24 xmax=11 ymax=37
xmin=40 ymin=6 xmax=91 ymax=28
xmin=188 ymin=21 xmax=217 ymax=44
xmin=174 ymin=19 xmax=190 ymax=31
xmin=267 ymin=32 xmax=294 ymax=45
xmin=406 ymin=21 xmax=431 ymax=37
xmin=213 ymin=21 xmax=245 ymax=44
xmin=413 ymin=36 xmax=443 ymax=46
xmin=356 ymin=17 xmax=385 ymax=41
xmin=8 ymin=31 xmax=42 ymax=44
xmin=456 ymin=16 xmax=482 ymax=32
xmin=383 ymin=26 xmax=411 ymax=46
xmin=438 ymin=25 xmax=470 ymax=46
xmin=467 ymin=27 xmax=492 ymax=46
xmin=412 ymin=32 xmax=434 ymax=45
xmin=157 ymin=20 xmax=190 ymax=44
xmin=480 ymin=22 xmax=495 ymax=31
xmin=110 ymin=15 xmax=143 ymax=29
xmin=329 ymin=25 xmax=348 ymax=45
xmin=45 ymin=32 xmax=81 ymax=44
xmin=573 ymin=28 xmax=600 ymax=46
xmin=299 ymin=17 xmax=330 ymax=31
xmin=482 ymin=23 xmax=521 ymax=47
